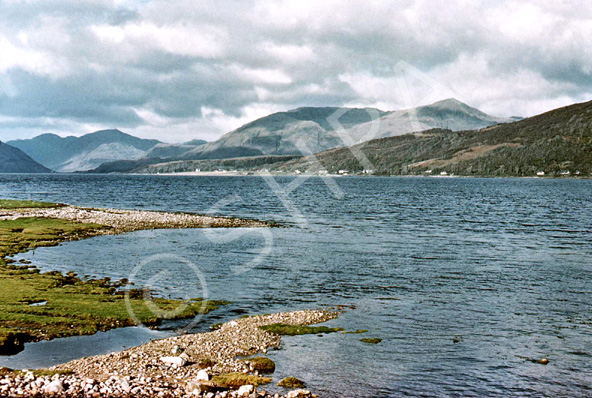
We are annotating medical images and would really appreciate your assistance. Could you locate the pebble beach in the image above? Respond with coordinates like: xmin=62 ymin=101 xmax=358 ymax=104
xmin=0 ymin=205 xmax=272 ymax=233
xmin=0 ymin=310 xmax=338 ymax=398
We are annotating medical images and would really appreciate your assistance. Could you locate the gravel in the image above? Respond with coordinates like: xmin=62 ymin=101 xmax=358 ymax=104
xmin=0 ymin=310 xmax=337 ymax=397
xmin=0 ymin=206 xmax=271 ymax=233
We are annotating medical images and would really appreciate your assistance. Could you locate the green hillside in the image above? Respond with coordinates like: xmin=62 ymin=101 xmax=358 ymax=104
xmin=274 ymin=99 xmax=592 ymax=177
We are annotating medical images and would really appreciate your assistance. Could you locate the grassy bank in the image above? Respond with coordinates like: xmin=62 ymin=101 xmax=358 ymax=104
xmin=0 ymin=199 xmax=222 ymax=355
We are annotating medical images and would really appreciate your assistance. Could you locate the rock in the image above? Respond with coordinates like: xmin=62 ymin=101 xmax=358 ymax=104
xmin=278 ymin=377 xmax=306 ymax=388
xmin=180 ymin=352 xmax=190 ymax=361
xmin=229 ymin=321 xmax=239 ymax=327
xmin=237 ymin=384 xmax=255 ymax=397
xmin=186 ymin=380 xmax=216 ymax=395
xmin=119 ymin=379 xmax=131 ymax=393
xmin=540 ymin=358 xmax=549 ymax=365
xmin=287 ymin=389 xmax=312 ymax=398
xmin=172 ymin=345 xmax=183 ymax=355
xmin=160 ymin=356 xmax=187 ymax=367
xmin=44 ymin=380 xmax=64 ymax=394
xmin=196 ymin=369 xmax=210 ymax=381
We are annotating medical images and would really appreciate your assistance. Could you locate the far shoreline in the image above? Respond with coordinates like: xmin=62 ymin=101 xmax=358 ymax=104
xmin=127 ymin=171 xmax=592 ymax=180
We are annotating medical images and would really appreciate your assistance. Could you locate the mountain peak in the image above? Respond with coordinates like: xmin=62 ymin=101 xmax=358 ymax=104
xmin=86 ymin=129 xmax=126 ymax=138
xmin=425 ymin=98 xmax=472 ymax=110
xmin=8 ymin=130 xmax=161 ymax=172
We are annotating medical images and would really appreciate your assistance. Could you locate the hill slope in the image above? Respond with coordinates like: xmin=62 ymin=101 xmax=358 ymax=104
xmin=0 ymin=142 xmax=52 ymax=173
xmin=183 ymin=100 xmax=509 ymax=160
xmin=145 ymin=139 xmax=208 ymax=159
xmin=345 ymin=98 xmax=512 ymax=143
xmin=273 ymin=99 xmax=592 ymax=176
xmin=8 ymin=130 xmax=161 ymax=172
xmin=183 ymin=107 xmax=387 ymax=160
xmin=103 ymin=99 xmax=509 ymax=174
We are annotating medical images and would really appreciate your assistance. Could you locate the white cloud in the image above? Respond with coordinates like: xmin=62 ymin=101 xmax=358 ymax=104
xmin=0 ymin=0 xmax=591 ymax=142
xmin=0 ymin=35 xmax=50 ymax=75
xmin=91 ymin=21 xmax=228 ymax=58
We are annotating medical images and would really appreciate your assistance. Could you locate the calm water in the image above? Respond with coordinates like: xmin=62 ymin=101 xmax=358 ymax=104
xmin=1 ymin=174 xmax=591 ymax=397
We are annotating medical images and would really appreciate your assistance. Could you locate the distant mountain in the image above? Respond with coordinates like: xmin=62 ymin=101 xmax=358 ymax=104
xmin=181 ymin=99 xmax=510 ymax=160
xmin=0 ymin=141 xmax=52 ymax=173
xmin=182 ymin=107 xmax=389 ymax=159
xmin=91 ymin=99 xmax=512 ymax=173
xmin=272 ymin=99 xmax=592 ymax=177
xmin=344 ymin=98 xmax=512 ymax=143
xmin=146 ymin=139 xmax=207 ymax=159
xmin=8 ymin=130 xmax=161 ymax=172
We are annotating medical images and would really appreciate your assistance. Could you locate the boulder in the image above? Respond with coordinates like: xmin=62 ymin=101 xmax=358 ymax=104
xmin=196 ymin=370 xmax=210 ymax=381
xmin=44 ymin=380 xmax=64 ymax=394
xmin=237 ymin=384 xmax=255 ymax=397
xmin=287 ymin=389 xmax=312 ymax=398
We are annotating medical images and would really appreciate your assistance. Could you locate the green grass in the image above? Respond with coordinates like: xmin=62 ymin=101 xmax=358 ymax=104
xmin=240 ymin=356 xmax=275 ymax=373
xmin=15 ymin=369 xmax=74 ymax=377
xmin=0 ymin=202 xmax=224 ymax=355
xmin=342 ymin=329 xmax=368 ymax=334
xmin=0 ymin=199 xmax=63 ymax=209
xmin=211 ymin=373 xmax=271 ymax=387
xmin=277 ymin=377 xmax=306 ymax=388
xmin=360 ymin=338 xmax=382 ymax=344
xmin=258 ymin=323 xmax=344 ymax=336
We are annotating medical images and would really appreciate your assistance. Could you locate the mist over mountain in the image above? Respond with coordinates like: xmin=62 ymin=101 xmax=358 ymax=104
xmin=8 ymin=130 xmax=161 ymax=172
xmin=0 ymin=141 xmax=52 ymax=173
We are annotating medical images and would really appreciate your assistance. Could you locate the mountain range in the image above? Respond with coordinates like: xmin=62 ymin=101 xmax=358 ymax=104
xmin=7 ymin=130 xmax=161 ymax=172
xmin=168 ymin=99 xmax=512 ymax=160
xmin=267 ymin=99 xmax=592 ymax=177
xmin=92 ymin=98 xmax=512 ymax=173
xmin=4 ymin=98 xmax=590 ymax=177
xmin=0 ymin=141 xmax=52 ymax=173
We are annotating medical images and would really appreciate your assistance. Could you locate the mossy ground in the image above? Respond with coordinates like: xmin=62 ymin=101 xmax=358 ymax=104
xmin=15 ymin=369 xmax=74 ymax=377
xmin=211 ymin=373 xmax=271 ymax=387
xmin=240 ymin=356 xmax=275 ymax=373
xmin=0 ymin=200 xmax=63 ymax=210
xmin=0 ymin=200 xmax=223 ymax=355
xmin=258 ymin=323 xmax=344 ymax=336
xmin=277 ymin=377 xmax=306 ymax=388
xmin=360 ymin=338 xmax=382 ymax=344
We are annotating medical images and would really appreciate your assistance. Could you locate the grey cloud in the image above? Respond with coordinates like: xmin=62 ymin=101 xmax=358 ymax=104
xmin=0 ymin=0 xmax=590 ymax=142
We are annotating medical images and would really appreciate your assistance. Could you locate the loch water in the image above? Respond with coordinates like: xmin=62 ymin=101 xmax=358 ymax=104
xmin=1 ymin=174 xmax=591 ymax=397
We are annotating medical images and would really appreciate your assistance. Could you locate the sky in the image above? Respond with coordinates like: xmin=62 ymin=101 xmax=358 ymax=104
xmin=0 ymin=0 xmax=591 ymax=144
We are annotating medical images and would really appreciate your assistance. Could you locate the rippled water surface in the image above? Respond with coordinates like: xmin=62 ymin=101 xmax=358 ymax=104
xmin=1 ymin=174 xmax=592 ymax=397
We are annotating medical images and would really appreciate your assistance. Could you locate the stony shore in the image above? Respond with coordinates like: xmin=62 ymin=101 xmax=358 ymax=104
xmin=0 ymin=310 xmax=338 ymax=398
xmin=0 ymin=205 xmax=272 ymax=234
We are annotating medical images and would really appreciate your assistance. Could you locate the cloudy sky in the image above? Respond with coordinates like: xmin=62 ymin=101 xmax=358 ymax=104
xmin=0 ymin=0 xmax=590 ymax=143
